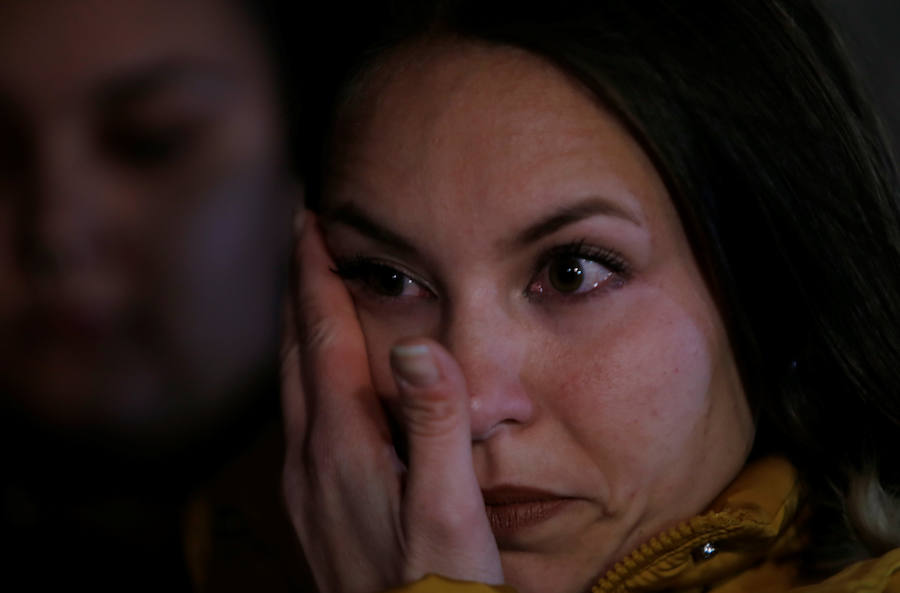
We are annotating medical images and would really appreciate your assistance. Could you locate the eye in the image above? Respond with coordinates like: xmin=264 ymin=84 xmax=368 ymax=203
xmin=332 ymin=257 xmax=433 ymax=300
xmin=553 ymin=255 xmax=611 ymax=293
xmin=0 ymin=114 xmax=26 ymax=180
xmin=527 ymin=243 xmax=628 ymax=299
xmin=101 ymin=123 xmax=200 ymax=168
xmin=363 ymin=264 xmax=419 ymax=297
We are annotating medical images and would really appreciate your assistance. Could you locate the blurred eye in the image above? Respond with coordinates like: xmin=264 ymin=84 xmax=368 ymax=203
xmin=527 ymin=243 xmax=628 ymax=299
xmin=0 ymin=111 xmax=27 ymax=180
xmin=333 ymin=258 xmax=433 ymax=300
xmin=101 ymin=122 xmax=201 ymax=169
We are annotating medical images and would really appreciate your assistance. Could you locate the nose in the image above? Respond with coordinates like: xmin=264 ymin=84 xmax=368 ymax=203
xmin=439 ymin=302 xmax=536 ymax=441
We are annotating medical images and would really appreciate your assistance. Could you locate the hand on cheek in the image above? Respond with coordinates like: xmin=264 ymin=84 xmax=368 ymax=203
xmin=391 ymin=339 xmax=503 ymax=585
xmin=281 ymin=212 xmax=503 ymax=593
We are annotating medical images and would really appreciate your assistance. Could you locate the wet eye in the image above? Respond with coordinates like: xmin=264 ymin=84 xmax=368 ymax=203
xmin=549 ymin=256 xmax=612 ymax=294
xmin=548 ymin=256 xmax=589 ymax=293
xmin=366 ymin=264 xmax=417 ymax=297
xmin=104 ymin=126 xmax=195 ymax=167
xmin=100 ymin=117 xmax=204 ymax=170
xmin=527 ymin=244 xmax=628 ymax=300
xmin=0 ymin=115 xmax=27 ymax=179
xmin=333 ymin=258 xmax=432 ymax=300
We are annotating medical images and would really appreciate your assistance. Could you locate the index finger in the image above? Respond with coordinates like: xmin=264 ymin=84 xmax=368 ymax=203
xmin=280 ymin=295 xmax=306 ymax=439
xmin=292 ymin=212 xmax=380 ymax=425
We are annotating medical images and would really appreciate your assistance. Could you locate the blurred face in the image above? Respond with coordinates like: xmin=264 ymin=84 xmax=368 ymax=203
xmin=323 ymin=42 xmax=754 ymax=593
xmin=0 ymin=0 xmax=291 ymax=444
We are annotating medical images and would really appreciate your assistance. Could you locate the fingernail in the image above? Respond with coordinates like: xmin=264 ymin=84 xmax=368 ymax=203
xmin=391 ymin=344 xmax=439 ymax=387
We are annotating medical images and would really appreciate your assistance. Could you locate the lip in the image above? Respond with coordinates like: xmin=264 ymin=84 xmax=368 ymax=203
xmin=482 ymin=486 xmax=574 ymax=537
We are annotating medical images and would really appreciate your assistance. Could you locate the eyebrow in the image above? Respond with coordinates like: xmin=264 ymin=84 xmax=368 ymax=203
xmin=322 ymin=202 xmax=420 ymax=255
xmin=510 ymin=197 xmax=643 ymax=247
xmin=324 ymin=196 xmax=643 ymax=256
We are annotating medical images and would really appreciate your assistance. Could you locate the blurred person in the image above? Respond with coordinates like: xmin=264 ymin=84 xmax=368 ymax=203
xmin=0 ymin=0 xmax=305 ymax=588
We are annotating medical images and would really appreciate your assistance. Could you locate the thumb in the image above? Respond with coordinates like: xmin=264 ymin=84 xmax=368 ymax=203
xmin=390 ymin=339 xmax=503 ymax=585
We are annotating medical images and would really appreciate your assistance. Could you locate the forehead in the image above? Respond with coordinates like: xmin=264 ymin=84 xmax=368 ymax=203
xmin=330 ymin=40 xmax=666 ymax=231
xmin=0 ymin=0 xmax=263 ymax=108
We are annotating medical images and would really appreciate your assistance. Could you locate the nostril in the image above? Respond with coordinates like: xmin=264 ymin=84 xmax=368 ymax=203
xmin=468 ymin=387 xmax=536 ymax=443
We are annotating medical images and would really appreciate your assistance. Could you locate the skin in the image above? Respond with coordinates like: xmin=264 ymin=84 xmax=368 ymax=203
xmin=283 ymin=40 xmax=754 ymax=593
xmin=0 ymin=0 xmax=291 ymax=446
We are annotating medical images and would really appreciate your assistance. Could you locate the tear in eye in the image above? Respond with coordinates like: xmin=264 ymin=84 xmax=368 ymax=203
xmin=550 ymin=256 xmax=587 ymax=292
xmin=530 ymin=256 xmax=614 ymax=297
xmin=367 ymin=265 xmax=415 ymax=297
xmin=332 ymin=258 xmax=432 ymax=300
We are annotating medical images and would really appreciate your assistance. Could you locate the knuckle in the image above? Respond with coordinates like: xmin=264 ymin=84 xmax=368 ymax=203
xmin=302 ymin=420 xmax=372 ymax=484
xmin=402 ymin=392 xmax=461 ymax=438
xmin=301 ymin=315 xmax=341 ymax=352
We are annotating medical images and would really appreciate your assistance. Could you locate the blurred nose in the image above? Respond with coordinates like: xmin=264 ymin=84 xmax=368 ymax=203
xmin=440 ymin=296 xmax=536 ymax=441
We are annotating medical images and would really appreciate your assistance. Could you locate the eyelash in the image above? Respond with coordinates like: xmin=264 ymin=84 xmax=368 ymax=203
xmin=331 ymin=256 xmax=437 ymax=301
xmin=331 ymin=240 xmax=631 ymax=303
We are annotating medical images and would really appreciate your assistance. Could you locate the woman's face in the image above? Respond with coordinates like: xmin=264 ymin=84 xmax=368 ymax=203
xmin=323 ymin=42 xmax=754 ymax=593
xmin=0 ymin=0 xmax=290 ymax=443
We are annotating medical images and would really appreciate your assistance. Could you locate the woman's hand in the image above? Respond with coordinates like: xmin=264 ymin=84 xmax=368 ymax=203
xmin=281 ymin=213 xmax=503 ymax=593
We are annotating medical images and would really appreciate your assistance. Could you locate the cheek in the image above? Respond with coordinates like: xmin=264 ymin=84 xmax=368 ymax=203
xmin=528 ymin=286 xmax=720 ymax=473
xmin=154 ymin=169 xmax=290 ymax=390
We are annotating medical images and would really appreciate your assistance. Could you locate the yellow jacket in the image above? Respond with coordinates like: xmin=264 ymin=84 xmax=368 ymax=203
xmin=388 ymin=458 xmax=900 ymax=593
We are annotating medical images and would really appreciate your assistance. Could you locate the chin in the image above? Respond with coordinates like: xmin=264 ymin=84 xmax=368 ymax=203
xmin=500 ymin=550 xmax=602 ymax=593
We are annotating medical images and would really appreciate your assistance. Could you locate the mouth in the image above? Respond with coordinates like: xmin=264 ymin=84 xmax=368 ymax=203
xmin=482 ymin=486 xmax=574 ymax=537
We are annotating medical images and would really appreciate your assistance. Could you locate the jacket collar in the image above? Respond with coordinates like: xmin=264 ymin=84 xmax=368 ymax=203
xmin=593 ymin=457 xmax=804 ymax=593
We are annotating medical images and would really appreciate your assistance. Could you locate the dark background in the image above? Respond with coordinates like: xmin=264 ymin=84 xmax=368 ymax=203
xmin=823 ymin=0 xmax=900 ymax=156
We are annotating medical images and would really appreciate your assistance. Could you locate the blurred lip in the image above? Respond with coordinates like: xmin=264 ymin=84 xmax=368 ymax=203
xmin=481 ymin=486 xmax=575 ymax=536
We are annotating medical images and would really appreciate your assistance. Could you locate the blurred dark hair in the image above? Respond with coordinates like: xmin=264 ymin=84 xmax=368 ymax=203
xmin=236 ymin=0 xmax=308 ymax=172
xmin=240 ymin=0 xmax=391 ymax=178
xmin=312 ymin=0 xmax=900 ymax=575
